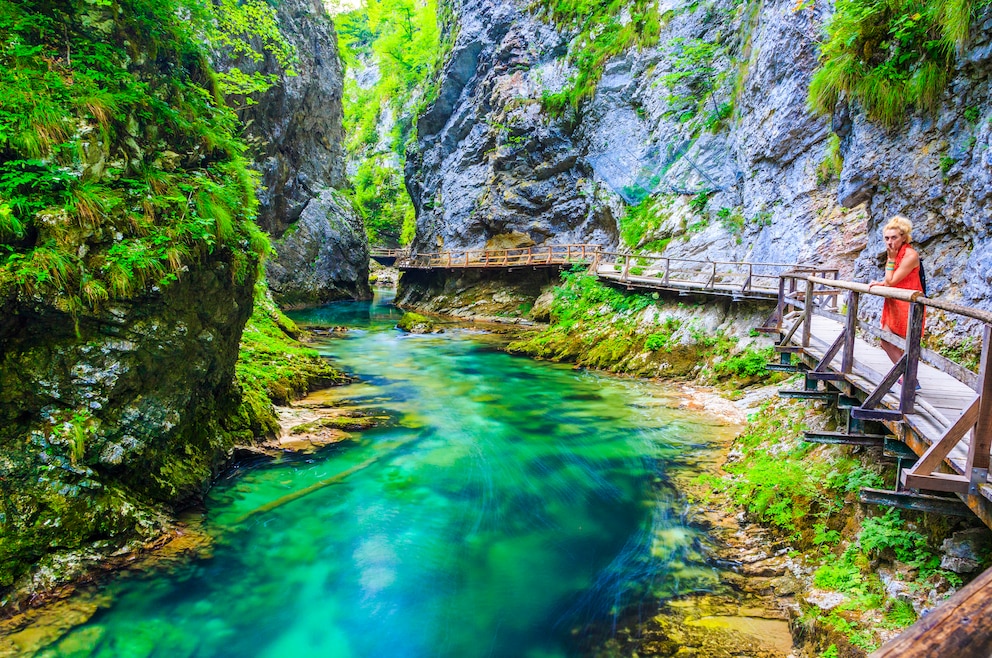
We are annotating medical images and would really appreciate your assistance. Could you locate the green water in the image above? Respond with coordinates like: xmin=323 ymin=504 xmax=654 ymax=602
xmin=37 ymin=293 xmax=728 ymax=658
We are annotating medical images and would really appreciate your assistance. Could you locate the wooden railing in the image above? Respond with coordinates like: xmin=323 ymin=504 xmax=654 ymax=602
xmin=777 ymin=273 xmax=992 ymax=496
xmin=596 ymin=250 xmax=839 ymax=299
xmin=370 ymin=248 xmax=410 ymax=258
xmin=398 ymin=244 xmax=599 ymax=269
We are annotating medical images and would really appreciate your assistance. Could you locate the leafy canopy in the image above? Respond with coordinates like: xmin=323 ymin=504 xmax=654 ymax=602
xmin=337 ymin=0 xmax=440 ymax=246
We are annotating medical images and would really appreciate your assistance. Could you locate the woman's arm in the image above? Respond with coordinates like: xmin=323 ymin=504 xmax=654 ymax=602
xmin=884 ymin=247 xmax=919 ymax=286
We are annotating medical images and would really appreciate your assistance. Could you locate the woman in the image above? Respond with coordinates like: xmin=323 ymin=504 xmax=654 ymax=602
xmin=868 ymin=214 xmax=925 ymax=364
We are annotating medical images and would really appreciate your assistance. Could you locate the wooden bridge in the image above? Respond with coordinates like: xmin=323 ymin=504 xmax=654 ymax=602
xmin=384 ymin=244 xmax=599 ymax=269
xmin=594 ymin=249 xmax=840 ymax=301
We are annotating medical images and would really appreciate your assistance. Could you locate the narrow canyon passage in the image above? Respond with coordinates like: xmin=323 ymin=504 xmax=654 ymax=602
xmin=34 ymin=293 xmax=745 ymax=657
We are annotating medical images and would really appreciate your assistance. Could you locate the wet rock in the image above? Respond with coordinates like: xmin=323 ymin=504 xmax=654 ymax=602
xmin=397 ymin=312 xmax=442 ymax=334
xmin=214 ymin=0 xmax=369 ymax=305
xmin=940 ymin=527 xmax=992 ymax=573
xmin=265 ymin=189 xmax=372 ymax=306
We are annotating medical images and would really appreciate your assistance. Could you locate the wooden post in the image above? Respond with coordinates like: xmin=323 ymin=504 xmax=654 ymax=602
xmin=842 ymin=290 xmax=859 ymax=374
xmin=622 ymin=255 xmax=630 ymax=282
xmin=802 ymin=278 xmax=814 ymax=348
xmin=967 ymin=325 xmax=992 ymax=489
xmin=900 ymin=302 xmax=925 ymax=414
xmin=664 ymin=258 xmax=670 ymax=285
xmin=776 ymin=277 xmax=786 ymax=332
xmin=446 ymin=252 xmax=451 ymax=267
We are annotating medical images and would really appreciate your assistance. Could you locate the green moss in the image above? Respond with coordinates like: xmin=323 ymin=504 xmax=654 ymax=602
xmin=228 ymin=281 xmax=349 ymax=440
xmin=396 ymin=311 xmax=436 ymax=332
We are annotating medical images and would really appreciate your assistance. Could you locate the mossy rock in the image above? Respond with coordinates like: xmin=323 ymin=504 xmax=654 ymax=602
xmin=396 ymin=312 xmax=442 ymax=334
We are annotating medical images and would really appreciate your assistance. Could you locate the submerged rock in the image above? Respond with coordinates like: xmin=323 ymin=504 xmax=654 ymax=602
xmin=397 ymin=312 xmax=443 ymax=334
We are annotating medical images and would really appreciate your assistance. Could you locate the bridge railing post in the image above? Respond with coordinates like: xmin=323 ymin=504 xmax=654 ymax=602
xmin=802 ymin=278 xmax=814 ymax=348
xmin=621 ymin=255 xmax=630 ymax=282
xmin=842 ymin=290 xmax=859 ymax=374
xmin=967 ymin=325 xmax=992 ymax=489
xmin=899 ymin=302 xmax=924 ymax=414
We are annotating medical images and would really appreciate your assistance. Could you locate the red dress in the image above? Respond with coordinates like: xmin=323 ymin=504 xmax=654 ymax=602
xmin=880 ymin=244 xmax=924 ymax=338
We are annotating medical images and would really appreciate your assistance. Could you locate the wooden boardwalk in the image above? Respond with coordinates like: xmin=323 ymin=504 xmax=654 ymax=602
xmin=395 ymin=244 xmax=598 ymax=269
xmin=773 ymin=274 xmax=992 ymax=524
xmin=594 ymin=250 xmax=838 ymax=301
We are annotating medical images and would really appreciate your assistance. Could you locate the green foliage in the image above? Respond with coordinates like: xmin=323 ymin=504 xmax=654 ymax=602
xmin=808 ymin=0 xmax=990 ymax=127
xmin=619 ymin=195 xmax=671 ymax=248
xmin=938 ymin=335 xmax=980 ymax=371
xmin=716 ymin=206 xmax=745 ymax=236
xmin=0 ymin=0 xmax=277 ymax=311
xmin=337 ymin=0 xmax=439 ymax=246
xmin=859 ymin=509 xmax=934 ymax=567
xmin=816 ymin=133 xmax=844 ymax=185
xmin=713 ymin=346 xmax=772 ymax=378
xmin=820 ymin=646 xmax=840 ymax=658
xmin=884 ymin=600 xmax=918 ymax=628
xmin=211 ymin=0 xmax=297 ymax=106
xmin=939 ymin=154 xmax=956 ymax=173
xmin=689 ymin=189 xmax=711 ymax=214
xmin=659 ymin=36 xmax=725 ymax=130
xmin=534 ymin=0 xmax=663 ymax=115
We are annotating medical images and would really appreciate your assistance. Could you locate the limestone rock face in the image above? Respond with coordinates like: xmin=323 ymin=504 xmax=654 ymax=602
xmin=266 ymin=189 xmax=372 ymax=306
xmin=406 ymin=0 xmax=618 ymax=253
xmin=406 ymin=0 xmax=992 ymax=344
xmin=221 ymin=0 xmax=370 ymax=304
xmin=0 ymin=254 xmax=255 ymax=594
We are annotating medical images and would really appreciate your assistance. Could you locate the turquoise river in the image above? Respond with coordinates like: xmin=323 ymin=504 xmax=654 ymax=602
xmin=22 ymin=293 xmax=738 ymax=657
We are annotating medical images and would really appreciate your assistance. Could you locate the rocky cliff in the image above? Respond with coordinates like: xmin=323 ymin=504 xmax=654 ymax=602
xmin=226 ymin=0 xmax=371 ymax=305
xmin=0 ymin=0 xmax=269 ymax=601
xmin=405 ymin=0 xmax=992 ymax=348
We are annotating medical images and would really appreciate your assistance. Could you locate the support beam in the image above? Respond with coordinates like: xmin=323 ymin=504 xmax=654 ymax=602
xmin=803 ymin=431 xmax=887 ymax=446
xmin=967 ymin=325 xmax=992 ymax=485
xmin=859 ymin=488 xmax=974 ymax=517
xmin=902 ymin=471 xmax=970 ymax=494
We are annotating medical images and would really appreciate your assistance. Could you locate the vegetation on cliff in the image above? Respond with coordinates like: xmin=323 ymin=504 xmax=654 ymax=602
xmin=0 ymin=0 xmax=290 ymax=315
xmin=0 ymin=0 xmax=320 ymax=599
xmin=693 ymin=394 xmax=986 ymax=655
xmin=809 ymin=0 xmax=991 ymax=127
xmin=336 ymin=0 xmax=441 ymax=246
xmin=533 ymin=0 xmax=663 ymax=116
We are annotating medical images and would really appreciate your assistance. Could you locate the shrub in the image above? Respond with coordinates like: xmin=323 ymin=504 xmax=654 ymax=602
xmin=808 ymin=0 xmax=984 ymax=128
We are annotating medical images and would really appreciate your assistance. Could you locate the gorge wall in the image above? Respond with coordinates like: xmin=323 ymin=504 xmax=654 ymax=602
xmin=0 ymin=0 xmax=357 ymax=604
xmin=226 ymin=0 xmax=371 ymax=306
xmin=404 ymin=0 xmax=992 ymax=348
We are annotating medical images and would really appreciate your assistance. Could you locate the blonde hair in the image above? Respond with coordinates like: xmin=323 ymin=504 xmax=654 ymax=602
xmin=884 ymin=214 xmax=913 ymax=243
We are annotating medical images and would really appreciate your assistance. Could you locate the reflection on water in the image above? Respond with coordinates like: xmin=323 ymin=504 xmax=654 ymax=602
xmin=36 ymin=291 xmax=730 ymax=658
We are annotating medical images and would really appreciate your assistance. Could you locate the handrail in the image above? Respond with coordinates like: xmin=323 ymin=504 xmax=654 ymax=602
xmin=777 ymin=272 xmax=991 ymax=501
xmin=806 ymin=275 xmax=992 ymax=326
